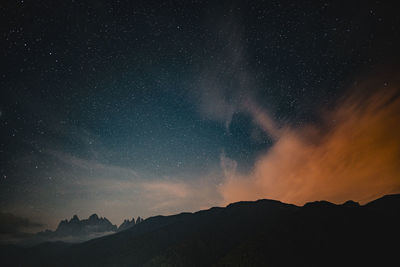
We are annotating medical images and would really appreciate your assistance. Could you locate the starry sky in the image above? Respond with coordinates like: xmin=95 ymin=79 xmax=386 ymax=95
xmin=1 ymin=0 xmax=400 ymax=232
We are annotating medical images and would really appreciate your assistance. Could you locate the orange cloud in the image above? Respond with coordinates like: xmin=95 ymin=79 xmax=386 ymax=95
xmin=220 ymin=79 xmax=400 ymax=205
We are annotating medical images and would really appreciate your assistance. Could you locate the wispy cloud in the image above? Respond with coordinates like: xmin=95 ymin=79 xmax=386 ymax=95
xmin=219 ymin=78 xmax=400 ymax=205
xmin=25 ymin=151 xmax=223 ymax=229
xmin=192 ymin=13 xmax=400 ymax=205
xmin=193 ymin=13 xmax=281 ymax=140
xmin=0 ymin=212 xmax=43 ymax=243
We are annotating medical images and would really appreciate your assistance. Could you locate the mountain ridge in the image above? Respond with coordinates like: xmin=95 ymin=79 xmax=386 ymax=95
xmin=25 ymin=214 xmax=144 ymax=245
xmin=1 ymin=194 xmax=399 ymax=266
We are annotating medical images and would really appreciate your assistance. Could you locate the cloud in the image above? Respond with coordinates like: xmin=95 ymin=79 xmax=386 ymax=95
xmin=193 ymin=14 xmax=282 ymax=142
xmin=0 ymin=212 xmax=43 ymax=234
xmin=219 ymin=78 xmax=400 ymax=205
xmin=0 ymin=212 xmax=43 ymax=243
xmin=241 ymin=98 xmax=281 ymax=140
xmin=193 ymin=16 xmax=400 ymax=206
xmin=193 ymin=15 xmax=263 ymax=132
xmin=22 ymin=151 xmax=222 ymax=229
xmin=192 ymin=11 xmax=400 ymax=206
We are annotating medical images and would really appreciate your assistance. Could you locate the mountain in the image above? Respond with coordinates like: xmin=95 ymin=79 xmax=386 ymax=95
xmin=31 ymin=214 xmax=117 ymax=244
xmin=117 ymin=216 xmax=145 ymax=232
xmin=25 ymin=214 xmax=143 ymax=245
xmin=118 ymin=218 xmax=135 ymax=232
xmin=1 ymin=194 xmax=399 ymax=266
xmin=53 ymin=214 xmax=117 ymax=236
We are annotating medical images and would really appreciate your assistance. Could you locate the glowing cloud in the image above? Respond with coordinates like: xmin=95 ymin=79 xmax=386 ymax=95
xmin=220 ymin=79 xmax=400 ymax=205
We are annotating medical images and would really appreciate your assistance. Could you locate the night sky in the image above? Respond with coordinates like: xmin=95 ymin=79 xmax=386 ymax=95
xmin=1 ymin=0 xmax=400 ymax=231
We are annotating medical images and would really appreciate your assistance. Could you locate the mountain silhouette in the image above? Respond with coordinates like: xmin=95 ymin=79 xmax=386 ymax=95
xmin=1 ymin=194 xmax=399 ymax=266
xmin=54 ymin=214 xmax=117 ymax=235
xmin=117 ymin=217 xmax=136 ymax=232
xmin=34 ymin=213 xmax=117 ymax=243
xmin=22 ymin=214 xmax=143 ymax=245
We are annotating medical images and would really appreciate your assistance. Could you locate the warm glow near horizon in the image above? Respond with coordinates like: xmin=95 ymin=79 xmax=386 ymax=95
xmin=220 ymin=79 xmax=400 ymax=205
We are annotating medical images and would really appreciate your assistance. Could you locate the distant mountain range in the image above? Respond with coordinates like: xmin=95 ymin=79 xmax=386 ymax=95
xmin=28 ymin=214 xmax=144 ymax=244
xmin=1 ymin=194 xmax=399 ymax=266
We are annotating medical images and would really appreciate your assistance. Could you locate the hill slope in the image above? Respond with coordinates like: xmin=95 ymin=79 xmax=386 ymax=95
xmin=1 ymin=195 xmax=399 ymax=267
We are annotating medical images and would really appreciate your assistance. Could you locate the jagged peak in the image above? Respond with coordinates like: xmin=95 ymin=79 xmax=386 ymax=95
xmin=117 ymin=216 xmax=137 ymax=231
xmin=70 ymin=214 xmax=80 ymax=222
xmin=89 ymin=214 xmax=99 ymax=220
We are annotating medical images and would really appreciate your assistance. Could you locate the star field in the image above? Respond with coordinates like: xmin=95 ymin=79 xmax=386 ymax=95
xmin=0 ymin=0 xmax=399 ymax=230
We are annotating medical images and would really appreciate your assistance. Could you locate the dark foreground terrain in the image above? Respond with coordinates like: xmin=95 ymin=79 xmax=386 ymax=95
xmin=1 ymin=194 xmax=399 ymax=267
